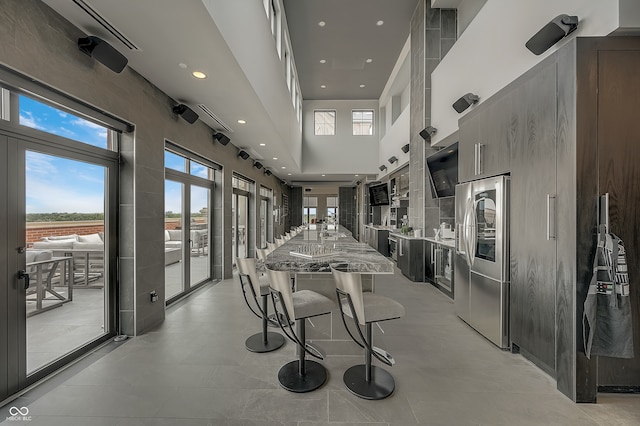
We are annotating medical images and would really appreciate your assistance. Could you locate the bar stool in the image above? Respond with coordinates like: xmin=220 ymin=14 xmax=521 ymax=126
xmin=267 ymin=267 xmax=334 ymax=392
xmin=266 ymin=241 xmax=277 ymax=252
xmin=256 ymin=247 xmax=270 ymax=260
xmin=235 ymin=257 xmax=285 ymax=353
xmin=331 ymin=265 xmax=405 ymax=400
xmin=275 ymin=237 xmax=285 ymax=247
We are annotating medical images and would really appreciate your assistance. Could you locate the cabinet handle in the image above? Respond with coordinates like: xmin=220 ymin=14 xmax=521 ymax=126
xmin=477 ymin=143 xmax=484 ymax=175
xmin=474 ymin=143 xmax=478 ymax=175
xmin=546 ymin=194 xmax=557 ymax=240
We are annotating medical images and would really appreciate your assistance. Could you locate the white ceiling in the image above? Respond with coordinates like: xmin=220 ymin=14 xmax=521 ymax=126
xmin=40 ymin=0 xmax=419 ymax=188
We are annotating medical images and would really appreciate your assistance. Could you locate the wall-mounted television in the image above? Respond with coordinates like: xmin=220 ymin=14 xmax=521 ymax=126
xmin=369 ymin=183 xmax=390 ymax=206
xmin=426 ymin=142 xmax=458 ymax=198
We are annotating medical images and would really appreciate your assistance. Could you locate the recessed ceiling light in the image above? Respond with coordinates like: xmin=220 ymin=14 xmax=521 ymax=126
xmin=320 ymin=84 xmax=326 ymax=89
xmin=237 ymin=119 xmax=246 ymax=124
xmin=320 ymin=59 xmax=326 ymax=64
xmin=281 ymin=166 xmax=286 ymax=169
xmin=376 ymin=20 xmax=384 ymax=26
xmin=287 ymin=173 xmax=291 ymax=176
xmin=322 ymin=174 xmax=326 ymax=177
xmin=365 ymin=58 xmax=373 ymax=63
xmin=273 ymin=157 xmax=278 ymax=160
xmin=359 ymin=84 xmax=365 ymax=88
xmin=178 ymin=63 xmax=187 ymax=69
xmin=192 ymin=71 xmax=207 ymax=79
xmin=355 ymin=174 xmax=359 ymax=176
xmin=318 ymin=21 xmax=326 ymax=27
xmin=259 ymin=143 xmax=266 ymax=146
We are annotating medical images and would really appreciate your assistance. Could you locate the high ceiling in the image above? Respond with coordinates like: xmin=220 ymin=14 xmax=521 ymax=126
xmin=39 ymin=0 xmax=419 ymax=186
xmin=283 ymin=0 xmax=419 ymax=100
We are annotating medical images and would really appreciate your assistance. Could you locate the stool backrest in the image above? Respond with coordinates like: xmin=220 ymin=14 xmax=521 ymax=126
xmin=266 ymin=242 xmax=277 ymax=252
xmin=331 ymin=266 xmax=365 ymax=325
xmin=275 ymin=237 xmax=285 ymax=247
xmin=236 ymin=257 xmax=261 ymax=297
xmin=256 ymin=248 xmax=269 ymax=261
xmin=266 ymin=268 xmax=294 ymax=318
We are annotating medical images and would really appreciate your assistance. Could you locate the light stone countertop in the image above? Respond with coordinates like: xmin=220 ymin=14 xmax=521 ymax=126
xmin=264 ymin=225 xmax=394 ymax=274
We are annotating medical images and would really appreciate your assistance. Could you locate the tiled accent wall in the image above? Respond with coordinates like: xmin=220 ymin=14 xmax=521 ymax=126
xmin=290 ymin=186 xmax=303 ymax=227
xmin=338 ymin=187 xmax=357 ymax=234
xmin=409 ymin=0 xmax=425 ymax=231
xmin=410 ymin=1 xmax=457 ymax=234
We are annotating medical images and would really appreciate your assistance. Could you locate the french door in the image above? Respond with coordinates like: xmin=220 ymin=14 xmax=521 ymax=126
xmin=0 ymin=130 xmax=117 ymax=402
xmin=232 ymin=192 xmax=250 ymax=261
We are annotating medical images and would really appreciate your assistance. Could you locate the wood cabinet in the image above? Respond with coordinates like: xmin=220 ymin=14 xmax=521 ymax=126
xmin=458 ymin=89 xmax=513 ymax=183
xmin=465 ymin=37 xmax=640 ymax=402
xmin=397 ymin=236 xmax=424 ymax=282
xmin=364 ymin=226 xmax=389 ymax=257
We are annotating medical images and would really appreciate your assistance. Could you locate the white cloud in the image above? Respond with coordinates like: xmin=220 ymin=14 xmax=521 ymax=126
xmin=26 ymin=177 xmax=104 ymax=213
xmin=19 ymin=111 xmax=45 ymax=130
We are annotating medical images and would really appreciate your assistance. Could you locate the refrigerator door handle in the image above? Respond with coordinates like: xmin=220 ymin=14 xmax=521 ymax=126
xmin=468 ymin=199 xmax=478 ymax=265
xmin=463 ymin=198 xmax=474 ymax=267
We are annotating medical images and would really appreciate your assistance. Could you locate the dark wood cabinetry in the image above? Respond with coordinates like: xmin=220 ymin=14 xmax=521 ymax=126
xmin=364 ymin=226 xmax=389 ymax=257
xmin=397 ymin=236 xmax=424 ymax=282
xmin=463 ymin=37 xmax=640 ymax=402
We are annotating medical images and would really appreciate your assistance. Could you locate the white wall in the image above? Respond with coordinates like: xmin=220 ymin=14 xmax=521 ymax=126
xmin=202 ymin=0 xmax=302 ymax=167
xmin=378 ymin=107 xmax=410 ymax=180
xmin=430 ymin=0 xmax=625 ymax=146
xmin=302 ymin=99 xmax=379 ymax=174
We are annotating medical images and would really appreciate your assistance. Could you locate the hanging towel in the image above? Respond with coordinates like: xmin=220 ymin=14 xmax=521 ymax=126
xmin=583 ymin=225 xmax=634 ymax=359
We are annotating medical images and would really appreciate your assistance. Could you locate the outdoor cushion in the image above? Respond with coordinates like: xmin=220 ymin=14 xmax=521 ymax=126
xmin=42 ymin=234 xmax=78 ymax=241
xmin=78 ymin=233 xmax=103 ymax=243
xmin=32 ymin=240 xmax=75 ymax=250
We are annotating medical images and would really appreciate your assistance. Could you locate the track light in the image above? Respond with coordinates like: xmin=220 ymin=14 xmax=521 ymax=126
xmin=78 ymin=36 xmax=128 ymax=73
xmin=525 ymin=14 xmax=579 ymax=55
xmin=212 ymin=132 xmax=230 ymax=145
xmin=452 ymin=93 xmax=479 ymax=113
xmin=238 ymin=150 xmax=250 ymax=160
xmin=401 ymin=144 xmax=410 ymax=153
xmin=379 ymin=165 xmax=387 ymax=171
xmin=388 ymin=156 xmax=398 ymax=164
xmin=264 ymin=169 xmax=272 ymax=176
xmin=419 ymin=126 xmax=437 ymax=140
xmin=172 ymin=104 xmax=199 ymax=124
xmin=253 ymin=161 xmax=263 ymax=169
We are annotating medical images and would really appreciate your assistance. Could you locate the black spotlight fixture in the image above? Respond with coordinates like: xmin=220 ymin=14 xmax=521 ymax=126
xmin=253 ymin=161 xmax=263 ymax=169
xmin=419 ymin=126 xmax=438 ymax=140
xmin=238 ymin=150 xmax=250 ymax=160
xmin=401 ymin=144 xmax=410 ymax=153
xmin=452 ymin=93 xmax=480 ymax=113
xmin=212 ymin=132 xmax=231 ymax=146
xmin=388 ymin=156 xmax=398 ymax=164
xmin=78 ymin=36 xmax=128 ymax=73
xmin=525 ymin=14 xmax=579 ymax=55
xmin=264 ymin=169 xmax=272 ymax=176
xmin=379 ymin=165 xmax=387 ymax=171
xmin=172 ymin=104 xmax=199 ymax=124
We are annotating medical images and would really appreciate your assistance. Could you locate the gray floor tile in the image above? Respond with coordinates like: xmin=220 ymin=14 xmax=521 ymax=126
xmin=3 ymin=270 xmax=640 ymax=426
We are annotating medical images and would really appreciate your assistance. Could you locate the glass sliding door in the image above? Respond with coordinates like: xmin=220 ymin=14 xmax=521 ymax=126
xmin=232 ymin=174 xmax=254 ymax=263
xmin=259 ymin=198 xmax=268 ymax=249
xmin=235 ymin=193 xmax=249 ymax=259
xmin=164 ymin=179 xmax=184 ymax=300
xmin=190 ymin=185 xmax=210 ymax=286
xmin=1 ymin=133 xmax=118 ymax=401
xmin=164 ymin=146 xmax=216 ymax=304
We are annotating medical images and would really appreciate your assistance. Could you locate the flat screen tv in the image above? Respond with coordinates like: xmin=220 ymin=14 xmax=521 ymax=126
xmin=426 ymin=142 xmax=458 ymax=198
xmin=369 ymin=183 xmax=390 ymax=206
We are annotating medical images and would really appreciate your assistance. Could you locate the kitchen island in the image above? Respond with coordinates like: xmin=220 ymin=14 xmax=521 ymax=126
xmin=263 ymin=225 xmax=394 ymax=354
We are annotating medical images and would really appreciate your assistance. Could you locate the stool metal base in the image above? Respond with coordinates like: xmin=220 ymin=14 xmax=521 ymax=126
xmin=245 ymin=332 xmax=285 ymax=353
xmin=278 ymin=360 xmax=327 ymax=393
xmin=343 ymin=364 xmax=395 ymax=400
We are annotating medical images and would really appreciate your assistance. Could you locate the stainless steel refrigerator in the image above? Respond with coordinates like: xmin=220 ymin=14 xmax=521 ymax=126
xmin=454 ymin=175 xmax=510 ymax=348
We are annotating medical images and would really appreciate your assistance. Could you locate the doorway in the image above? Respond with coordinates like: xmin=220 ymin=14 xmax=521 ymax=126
xmin=0 ymin=127 xmax=118 ymax=401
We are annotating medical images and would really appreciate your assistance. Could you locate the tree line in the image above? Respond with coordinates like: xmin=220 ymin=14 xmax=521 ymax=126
xmin=26 ymin=213 xmax=104 ymax=222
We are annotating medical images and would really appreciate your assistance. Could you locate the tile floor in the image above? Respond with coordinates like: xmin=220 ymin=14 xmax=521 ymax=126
xmin=3 ymin=267 xmax=640 ymax=425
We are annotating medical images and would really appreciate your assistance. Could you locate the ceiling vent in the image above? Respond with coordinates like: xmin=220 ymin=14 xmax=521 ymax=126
xmin=72 ymin=0 xmax=141 ymax=51
xmin=197 ymin=104 xmax=233 ymax=132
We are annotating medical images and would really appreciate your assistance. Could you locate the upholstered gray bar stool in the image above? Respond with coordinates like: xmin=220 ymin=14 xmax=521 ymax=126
xmin=331 ymin=265 xmax=405 ymax=400
xmin=235 ymin=257 xmax=285 ymax=353
xmin=267 ymin=267 xmax=334 ymax=392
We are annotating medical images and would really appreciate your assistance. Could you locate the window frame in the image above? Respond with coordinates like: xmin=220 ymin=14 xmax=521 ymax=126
xmin=314 ymin=109 xmax=336 ymax=136
xmin=351 ymin=109 xmax=375 ymax=136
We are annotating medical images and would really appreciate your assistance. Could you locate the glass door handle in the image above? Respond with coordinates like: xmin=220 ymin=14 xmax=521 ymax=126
xmin=18 ymin=270 xmax=30 ymax=290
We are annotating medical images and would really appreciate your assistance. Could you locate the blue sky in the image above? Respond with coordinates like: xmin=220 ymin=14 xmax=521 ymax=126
xmin=20 ymin=96 xmax=107 ymax=213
